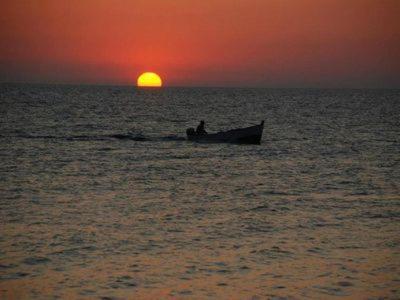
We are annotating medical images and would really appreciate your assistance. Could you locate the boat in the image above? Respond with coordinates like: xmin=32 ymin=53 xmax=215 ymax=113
xmin=186 ymin=121 xmax=264 ymax=145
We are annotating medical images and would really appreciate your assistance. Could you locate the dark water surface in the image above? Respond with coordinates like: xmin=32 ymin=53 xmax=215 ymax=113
xmin=1 ymin=84 xmax=399 ymax=299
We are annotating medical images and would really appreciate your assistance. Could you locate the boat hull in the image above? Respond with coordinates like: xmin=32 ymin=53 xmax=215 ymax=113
xmin=187 ymin=121 xmax=264 ymax=145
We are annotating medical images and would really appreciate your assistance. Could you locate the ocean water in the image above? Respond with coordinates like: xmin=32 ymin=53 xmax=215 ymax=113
xmin=0 ymin=83 xmax=399 ymax=299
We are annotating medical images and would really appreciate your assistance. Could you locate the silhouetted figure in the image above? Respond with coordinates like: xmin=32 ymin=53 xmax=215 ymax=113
xmin=196 ymin=120 xmax=207 ymax=135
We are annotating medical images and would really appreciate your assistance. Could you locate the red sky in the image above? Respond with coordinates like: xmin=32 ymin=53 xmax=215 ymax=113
xmin=1 ymin=0 xmax=399 ymax=87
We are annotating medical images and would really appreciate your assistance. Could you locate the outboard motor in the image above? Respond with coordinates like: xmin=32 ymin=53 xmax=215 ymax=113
xmin=186 ymin=127 xmax=196 ymax=136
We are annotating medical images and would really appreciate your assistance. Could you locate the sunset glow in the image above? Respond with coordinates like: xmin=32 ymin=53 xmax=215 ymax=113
xmin=137 ymin=72 xmax=162 ymax=87
xmin=0 ymin=0 xmax=399 ymax=87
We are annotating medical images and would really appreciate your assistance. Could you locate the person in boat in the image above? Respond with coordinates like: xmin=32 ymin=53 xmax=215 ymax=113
xmin=196 ymin=120 xmax=207 ymax=135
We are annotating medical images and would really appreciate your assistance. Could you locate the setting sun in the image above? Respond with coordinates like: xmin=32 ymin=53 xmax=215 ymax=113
xmin=137 ymin=72 xmax=162 ymax=87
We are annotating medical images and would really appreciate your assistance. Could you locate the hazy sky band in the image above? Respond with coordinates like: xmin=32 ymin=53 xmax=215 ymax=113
xmin=1 ymin=0 xmax=399 ymax=88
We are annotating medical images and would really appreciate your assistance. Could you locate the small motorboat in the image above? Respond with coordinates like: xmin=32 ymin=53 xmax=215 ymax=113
xmin=186 ymin=121 xmax=264 ymax=145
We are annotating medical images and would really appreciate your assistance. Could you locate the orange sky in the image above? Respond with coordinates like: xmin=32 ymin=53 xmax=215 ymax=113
xmin=1 ymin=0 xmax=399 ymax=87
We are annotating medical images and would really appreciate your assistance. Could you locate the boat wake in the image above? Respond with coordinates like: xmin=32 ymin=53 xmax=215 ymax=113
xmin=0 ymin=133 xmax=186 ymax=142
xmin=110 ymin=133 xmax=186 ymax=142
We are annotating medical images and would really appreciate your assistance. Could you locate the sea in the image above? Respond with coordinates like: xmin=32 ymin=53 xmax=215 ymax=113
xmin=0 ymin=83 xmax=399 ymax=299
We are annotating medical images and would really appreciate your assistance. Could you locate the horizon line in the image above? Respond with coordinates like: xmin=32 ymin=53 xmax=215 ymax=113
xmin=1 ymin=81 xmax=399 ymax=90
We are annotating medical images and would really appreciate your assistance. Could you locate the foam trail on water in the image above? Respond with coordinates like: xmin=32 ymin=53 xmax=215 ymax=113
xmin=0 ymin=133 xmax=186 ymax=142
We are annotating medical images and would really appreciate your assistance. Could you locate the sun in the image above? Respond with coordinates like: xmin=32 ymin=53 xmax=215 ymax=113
xmin=137 ymin=72 xmax=162 ymax=87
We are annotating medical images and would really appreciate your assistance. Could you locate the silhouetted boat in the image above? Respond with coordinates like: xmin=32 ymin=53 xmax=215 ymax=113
xmin=186 ymin=121 xmax=264 ymax=145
